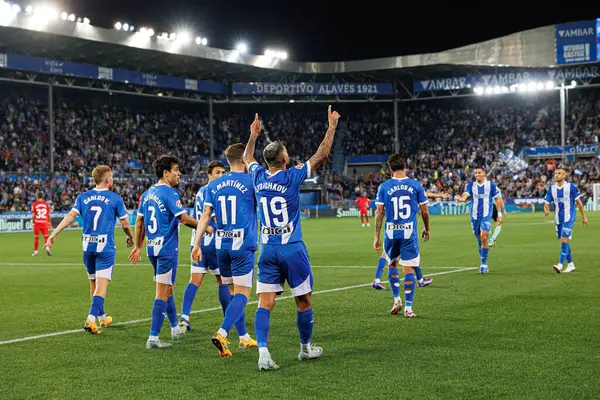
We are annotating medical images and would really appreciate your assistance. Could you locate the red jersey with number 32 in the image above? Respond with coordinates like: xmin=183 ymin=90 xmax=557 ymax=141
xmin=32 ymin=201 xmax=51 ymax=225
xmin=355 ymin=197 xmax=371 ymax=213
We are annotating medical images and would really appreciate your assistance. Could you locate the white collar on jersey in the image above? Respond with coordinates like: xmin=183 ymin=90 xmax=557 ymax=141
xmin=555 ymin=181 xmax=568 ymax=189
xmin=154 ymin=183 xmax=169 ymax=187
xmin=93 ymin=188 xmax=109 ymax=192
xmin=267 ymin=170 xmax=284 ymax=177
xmin=392 ymin=176 xmax=408 ymax=181
xmin=475 ymin=179 xmax=488 ymax=186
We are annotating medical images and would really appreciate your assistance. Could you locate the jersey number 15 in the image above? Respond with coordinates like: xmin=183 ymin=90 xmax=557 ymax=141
xmin=390 ymin=196 xmax=411 ymax=220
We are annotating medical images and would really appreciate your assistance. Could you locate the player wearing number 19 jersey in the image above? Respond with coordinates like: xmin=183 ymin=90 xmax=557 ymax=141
xmin=130 ymin=156 xmax=199 ymax=349
xmin=45 ymin=166 xmax=134 ymax=335
xmin=374 ymin=154 xmax=430 ymax=318
xmin=243 ymin=107 xmax=340 ymax=371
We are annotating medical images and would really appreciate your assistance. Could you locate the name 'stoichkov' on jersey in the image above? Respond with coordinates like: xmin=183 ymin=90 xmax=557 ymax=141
xmin=249 ymin=161 xmax=311 ymax=245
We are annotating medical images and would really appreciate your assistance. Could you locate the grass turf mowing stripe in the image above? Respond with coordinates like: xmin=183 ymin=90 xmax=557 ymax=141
xmin=0 ymin=267 xmax=475 ymax=345
xmin=0 ymin=262 xmax=465 ymax=269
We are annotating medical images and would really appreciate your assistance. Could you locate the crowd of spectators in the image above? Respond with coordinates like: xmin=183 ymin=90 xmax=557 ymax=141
xmin=1 ymin=84 xmax=600 ymax=212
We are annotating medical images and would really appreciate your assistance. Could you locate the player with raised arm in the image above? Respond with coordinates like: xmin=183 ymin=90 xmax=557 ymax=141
xmin=355 ymin=193 xmax=371 ymax=227
xmin=373 ymin=155 xmax=430 ymax=317
xmin=179 ymin=161 xmax=226 ymax=332
xmin=543 ymin=166 xmax=588 ymax=273
xmin=243 ymin=106 xmax=340 ymax=371
xmin=371 ymin=190 xmax=448 ymax=290
xmin=45 ymin=166 xmax=134 ymax=334
xmin=31 ymin=192 xmax=52 ymax=256
xmin=129 ymin=156 xmax=199 ymax=349
xmin=454 ymin=166 xmax=503 ymax=274
xmin=489 ymin=187 xmax=507 ymax=247
xmin=191 ymin=144 xmax=258 ymax=357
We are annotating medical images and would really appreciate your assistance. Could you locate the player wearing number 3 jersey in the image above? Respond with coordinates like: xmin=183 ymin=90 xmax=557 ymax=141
xmin=45 ymin=165 xmax=134 ymax=335
xmin=244 ymin=107 xmax=341 ymax=371
xmin=373 ymin=154 xmax=430 ymax=318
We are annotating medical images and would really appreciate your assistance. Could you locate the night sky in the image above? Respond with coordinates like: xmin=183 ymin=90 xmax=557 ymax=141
xmin=50 ymin=0 xmax=598 ymax=61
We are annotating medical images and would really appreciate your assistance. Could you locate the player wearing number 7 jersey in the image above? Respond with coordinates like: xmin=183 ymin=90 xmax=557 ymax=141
xmin=373 ymin=154 xmax=430 ymax=318
xmin=45 ymin=165 xmax=134 ymax=335
xmin=243 ymin=106 xmax=341 ymax=371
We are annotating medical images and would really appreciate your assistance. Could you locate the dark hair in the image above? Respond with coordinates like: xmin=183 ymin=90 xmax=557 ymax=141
xmin=263 ymin=141 xmax=285 ymax=168
xmin=224 ymin=143 xmax=245 ymax=165
xmin=387 ymin=153 xmax=406 ymax=172
xmin=207 ymin=161 xmax=226 ymax=175
xmin=36 ymin=191 xmax=44 ymax=199
xmin=556 ymin=164 xmax=568 ymax=172
xmin=152 ymin=155 xmax=179 ymax=179
xmin=474 ymin=165 xmax=486 ymax=172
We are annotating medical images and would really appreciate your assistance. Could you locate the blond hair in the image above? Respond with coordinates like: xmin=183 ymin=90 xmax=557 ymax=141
xmin=92 ymin=165 xmax=112 ymax=185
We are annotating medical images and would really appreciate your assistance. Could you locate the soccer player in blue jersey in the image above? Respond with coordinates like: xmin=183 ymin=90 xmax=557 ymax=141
xmin=178 ymin=161 xmax=226 ymax=331
xmin=45 ymin=165 xmax=134 ymax=334
xmin=243 ymin=107 xmax=340 ymax=371
xmin=191 ymin=144 xmax=258 ymax=356
xmin=489 ymin=187 xmax=507 ymax=247
xmin=373 ymin=155 xmax=430 ymax=317
xmin=129 ymin=156 xmax=199 ymax=349
xmin=371 ymin=191 xmax=448 ymax=290
xmin=454 ymin=166 xmax=503 ymax=274
xmin=543 ymin=166 xmax=588 ymax=273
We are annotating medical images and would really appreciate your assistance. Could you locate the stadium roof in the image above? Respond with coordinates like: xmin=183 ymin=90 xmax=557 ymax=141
xmin=0 ymin=11 xmax=557 ymax=83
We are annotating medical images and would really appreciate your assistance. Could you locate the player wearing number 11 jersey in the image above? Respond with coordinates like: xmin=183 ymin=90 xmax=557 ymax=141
xmin=243 ymin=107 xmax=341 ymax=371
xmin=373 ymin=154 xmax=430 ymax=318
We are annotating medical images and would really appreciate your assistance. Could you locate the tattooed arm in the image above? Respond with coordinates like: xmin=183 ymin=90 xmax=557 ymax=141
xmin=243 ymin=113 xmax=261 ymax=167
xmin=308 ymin=105 xmax=341 ymax=174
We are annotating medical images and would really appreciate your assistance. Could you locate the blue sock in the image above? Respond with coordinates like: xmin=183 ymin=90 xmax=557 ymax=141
xmin=559 ymin=242 xmax=569 ymax=265
xmin=480 ymin=248 xmax=489 ymax=265
xmin=566 ymin=243 xmax=573 ymax=264
xmin=89 ymin=295 xmax=103 ymax=318
xmin=375 ymin=257 xmax=386 ymax=280
xmin=254 ymin=308 xmax=271 ymax=348
xmin=220 ymin=294 xmax=248 ymax=333
xmin=150 ymin=299 xmax=168 ymax=337
xmin=99 ymin=303 xmax=105 ymax=316
xmin=218 ymin=285 xmax=231 ymax=316
xmin=230 ymin=293 xmax=248 ymax=336
xmin=166 ymin=295 xmax=178 ymax=328
xmin=414 ymin=266 xmax=423 ymax=281
xmin=476 ymin=237 xmax=482 ymax=253
xmin=404 ymin=273 xmax=416 ymax=308
xmin=297 ymin=308 xmax=314 ymax=345
xmin=388 ymin=267 xmax=401 ymax=299
xmin=181 ymin=283 xmax=198 ymax=318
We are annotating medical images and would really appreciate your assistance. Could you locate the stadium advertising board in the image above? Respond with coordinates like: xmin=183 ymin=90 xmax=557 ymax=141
xmin=0 ymin=212 xmax=71 ymax=233
xmin=526 ymin=145 xmax=598 ymax=157
xmin=231 ymin=82 xmax=393 ymax=96
xmin=413 ymin=65 xmax=600 ymax=92
xmin=0 ymin=53 xmax=226 ymax=94
xmin=555 ymin=20 xmax=597 ymax=65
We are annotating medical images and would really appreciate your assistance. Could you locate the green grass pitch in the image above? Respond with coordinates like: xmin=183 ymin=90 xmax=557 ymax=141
xmin=0 ymin=213 xmax=599 ymax=399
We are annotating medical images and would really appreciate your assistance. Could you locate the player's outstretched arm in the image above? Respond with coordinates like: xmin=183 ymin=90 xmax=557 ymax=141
xmin=373 ymin=205 xmax=385 ymax=253
xmin=420 ymin=204 xmax=431 ymax=241
xmin=426 ymin=192 xmax=451 ymax=199
xmin=119 ymin=217 xmax=134 ymax=247
xmin=129 ymin=215 xmax=145 ymax=264
xmin=543 ymin=202 xmax=550 ymax=217
xmin=178 ymin=213 xmax=199 ymax=229
xmin=44 ymin=210 xmax=77 ymax=249
xmin=191 ymin=205 xmax=213 ymax=263
xmin=243 ymin=113 xmax=261 ymax=167
xmin=454 ymin=193 xmax=470 ymax=202
xmin=575 ymin=198 xmax=588 ymax=226
xmin=308 ymin=105 xmax=341 ymax=173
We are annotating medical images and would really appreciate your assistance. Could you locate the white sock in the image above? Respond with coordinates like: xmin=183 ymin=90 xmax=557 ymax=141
xmin=98 ymin=315 xmax=107 ymax=322
xmin=259 ymin=347 xmax=269 ymax=356
xmin=181 ymin=314 xmax=189 ymax=321
xmin=87 ymin=314 xmax=95 ymax=323
xmin=217 ymin=328 xmax=228 ymax=338
xmin=405 ymin=305 xmax=413 ymax=313
xmin=568 ymin=262 xmax=575 ymax=267
xmin=171 ymin=326 xmax=180 ymax=332
xmin=148 ymin=335 xmax=159 ymax=342
xmin=418 ymin=278 xmax=424 ymax=284
xmin=394 ymin=297 xmax=402 ymax=303
xmin=240 ymin=333 xmax=250 ymax=341
xmin=301 ymin=343 xmax=311 ymax=352
xmin=557 ymin=263 xmax=563 ymax=269
xmin=374 ymin=278 xmax=381 ymax=283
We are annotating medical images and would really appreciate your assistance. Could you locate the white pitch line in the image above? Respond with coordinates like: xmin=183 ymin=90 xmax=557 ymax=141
xmin=0 ymin=263 xmax=463 ymax=270
xmin=0 ymin=267 xmax=475 ymax=346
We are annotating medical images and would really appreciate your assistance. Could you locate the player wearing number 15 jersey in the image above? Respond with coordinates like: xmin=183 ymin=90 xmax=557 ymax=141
xmin=130 ymin=156 xmax=199 ymax=349
xmin=31 ymin=192 xmax=52 ymax=256
xmin=243 ymin=107 xmax=340 ymax=371
xmin=45 ymin=166 xmax=134 ymax=335
xmin=192 ymin=144 xmax=258 ymax=356
xmin=373 ymin=154 xmax=430 ymax=318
